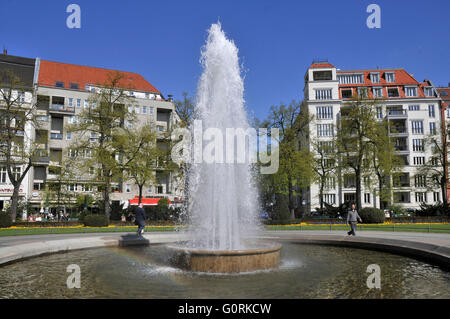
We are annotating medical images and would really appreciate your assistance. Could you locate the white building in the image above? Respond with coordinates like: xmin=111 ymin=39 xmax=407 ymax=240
xmin=303 ymin=61 xmax=441 ymax=212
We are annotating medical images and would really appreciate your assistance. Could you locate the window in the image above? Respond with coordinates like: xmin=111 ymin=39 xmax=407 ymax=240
xmin=408 ymin=105 xmax=420 ymax=111
xmin=430 ymin=157 xmax=439 ymax=166
xmin=387 ymin=88 xmax=399 ymax=97
xmin=428 ymin=105 xmax=435 ymax=118
xmin=411 ymin=120 xmax=423 ymax=134
xmin=135 ymin=106 xmax=140 ymax=114
xmin=373 ymin=87 xmax=383 ymax=98
xmin=413 ymin=157 xmax=425 ymax=165
xmin=357 ymin=87 xmax=368 ymax=98
xmin=318 ymin=141 xmax=334 ymax=154
xmin=70 ymin=83 xmax=79 ymax=90
xmin=341 ymin=89 xmax=352 ymax=99
xmin=370 ymin=73 xmax=380 ymax=83
xmin=429 ymin=122 xmax=436 ymax=135
xmin=338 ymin=74 xmax=364 ymax=84
xmin=385 ymin=72 xmax=395 ymax=83
xmin=55 ymin=81 xmax=64 ymax=88
xmin=376 ymin=107 xmax=383 ymax=119
xmin=316 ymin=106 xmax=333 ymax=119
xmin=414 ymin=175 xmax=427 ymax=187
xmin=434 ymin=192 xmax=440 ymax=202
xmin=313 ymin=71 xmax=332 ymax=81
xmin=322 ymin=194 xmax=336 ymax=205
xmin=126 ymin=184 xmax=131 ymax=193
xmin=424 ymin=87 xmax=435 ymax=97
xmin=76 ymin=99 xmax=81 ymax=108
xmin=12 ymin=167 xmax=21 ymax=181
xmin=68 ymin=149 xmax=77 ymax=158
xmin=84 ymin=100 xmax=89 ymax=109
xmin=150 ymin=107 xmax=154 ymax=115
xmin=324 ymin=177 xmax=336 ymax=189
xmin=344 ymin=175 xmax=356 ymax=188
xmin=315 ymin=89 xmax=332 ymax=100
xmin=142 ymin=106 xmax=147 ymax=114
xmin=68 ymin=98 xmax=73 ymax=107
xmin=415 ymin=192 xmax=427 ymax=203
xmin=157 ymin=186 xmax=164 ymax=194
xmin=364 ymin=193 xmax=371 ymax=204
xmin=90 ymin=133 xmax=97 ymax=143
xmin=0 ymin=166 xmax=6 ymax=183
xmin=394 ymin=192 xmax=410 ymax=203
xmin=66 ymin=131 xmax=71 ymax=140
xmin=157 ymin=125 xmax=164 ymax=132
xmin=50 ymin=133 xmax=62 ymax=140
xmin=145 ymin=93 xmax=150 ymax=99
xmin=344 ymin=193 xmax=356 ymax=202
xmin=33 ymin=183 xmax=44 ymax=191
xmin=317 ymin=124 xmax=334 ymax=137
xmin=148 ymin=185 xmax=152 ymax=193
xmin=89 ymin=167 xmax=95 ymax=175
xmin=18 ymin=91 xmax=25 ymax=102
xmin=412 ymin=139 xmax=424 ymax=152
xmin=405 ymin=86 xmax=418 ymax=97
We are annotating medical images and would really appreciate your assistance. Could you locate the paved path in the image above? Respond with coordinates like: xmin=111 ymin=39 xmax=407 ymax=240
xmin=0 ymin=230 xmax=449 ymax=268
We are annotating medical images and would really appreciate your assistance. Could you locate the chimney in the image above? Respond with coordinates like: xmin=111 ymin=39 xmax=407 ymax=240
xmin=2 ymin=46 xmax=6 ymax=55
xmin=167 ymin=94 xmax=173 ymax=102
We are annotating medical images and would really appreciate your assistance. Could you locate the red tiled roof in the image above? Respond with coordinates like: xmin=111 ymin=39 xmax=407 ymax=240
xmin=337 ymin=69 xmax=419 ymax=86
xmin=309 ymin=62 xmax=335 ymax=69
xmin=38 ymin=60 xmax=161 ymax=94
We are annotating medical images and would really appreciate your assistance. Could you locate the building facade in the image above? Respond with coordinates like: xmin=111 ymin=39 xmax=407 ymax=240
xmin=1 ymin=53 xmax=183 ymax=215
xmin=303 ymin=61 xmax=442 ymax=212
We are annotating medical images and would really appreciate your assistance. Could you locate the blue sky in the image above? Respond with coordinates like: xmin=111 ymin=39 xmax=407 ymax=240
xmin=1 ymin=0 xmax=449 ymax=120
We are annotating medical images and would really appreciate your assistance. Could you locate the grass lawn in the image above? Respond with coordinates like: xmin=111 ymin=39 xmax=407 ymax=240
xmin=265 ymin=223 xmax=450 ymax=233
xmin=0 ymin=223 xmax=449 ymax=237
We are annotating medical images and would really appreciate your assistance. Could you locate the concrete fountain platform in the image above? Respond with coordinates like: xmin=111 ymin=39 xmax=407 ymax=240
xmin=0 ymin=231 xmax=449 ymax=269
xmin=118 ymin=234 xmax=150 ymax=247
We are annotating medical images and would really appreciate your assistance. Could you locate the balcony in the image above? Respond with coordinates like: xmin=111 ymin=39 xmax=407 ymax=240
xmin=387 ymin=109 xmax=407 ymax=118
xmin=49 ymin=104 xmax=75 ymax=113
xmin=50 ymin=132 xmax=63 ymax=140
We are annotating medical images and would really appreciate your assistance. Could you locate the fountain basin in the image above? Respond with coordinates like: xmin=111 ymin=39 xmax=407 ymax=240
xmin=167 ymin=243 xmax=282 ymax=273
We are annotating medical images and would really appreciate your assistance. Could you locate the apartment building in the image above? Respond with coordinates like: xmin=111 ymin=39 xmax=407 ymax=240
xmin=1 ymin=52 xmax=183 ymax=214
xmin=303 ymin=61 xmax=442 ymax=212
xmin=0 ymin=52 xmax=38 ymax=211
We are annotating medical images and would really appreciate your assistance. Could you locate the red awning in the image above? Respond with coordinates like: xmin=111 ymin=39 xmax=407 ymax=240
xmin=128 ymin=196 xmax=171 ymax=206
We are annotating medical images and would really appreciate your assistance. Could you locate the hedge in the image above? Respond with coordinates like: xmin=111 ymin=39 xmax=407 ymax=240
xmin=358 ymin=207 xmax=385 ymax=224
xmin=83 ymin=214 xmax=109 ymax=227
xmin=0 ymin=212 xmax=12 ymax=228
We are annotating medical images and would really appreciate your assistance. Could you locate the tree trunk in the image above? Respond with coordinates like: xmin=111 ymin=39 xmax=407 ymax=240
xmin=9 ymin=187 xmax=20 ymax=222
xmin=355 ymin=167 xmax=362 ymax=211
xmin=288 ymin=178 xmax=295 ymax=220
xmin=103 ymin=179 xmax=111 ymax=219
xmin=138 ymin=185 xmax=143 ymax=205
xmin=319 ymin=182 xmax=324 ymax=210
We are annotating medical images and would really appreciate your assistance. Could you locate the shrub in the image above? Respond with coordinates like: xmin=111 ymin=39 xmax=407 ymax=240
xmin=387 ymin=204 xmax=407 ymax=217
xmin=271 ymin=194 xmax=290 ymax=220
xmin=83 ymin=214 xmax=109 ymax=227
xmin=358 ymin=207 xmax=385 ymax=224
xmin=0 ymin=211 xmax=12 ymax=228
xmin=415 ymin=203 xmax=450 ymax=217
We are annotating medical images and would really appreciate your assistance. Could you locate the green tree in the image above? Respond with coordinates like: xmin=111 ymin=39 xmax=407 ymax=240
xmin=0 ymin=70 xmax=39 ymax=221
xmin=174 ymin=92 xmax=194 ymax=127
xmin=336 ymin=96 xmax=380 ymax=210
xmin=418 ymin=125 xmax=448 ymax=205
xmin=267 ymin=100 xmax=314 ymax=220
xmin=68 ymin=72 xmax=150 ymax=219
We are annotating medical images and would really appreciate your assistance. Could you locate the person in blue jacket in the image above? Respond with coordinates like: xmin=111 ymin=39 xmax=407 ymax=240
xmin=135 ymin=203 xmax=146 ymax=236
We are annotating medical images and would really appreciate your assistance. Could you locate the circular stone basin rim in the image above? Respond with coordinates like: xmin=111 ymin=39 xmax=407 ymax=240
xmin=166 ymin=243 xmax=282 ymax=256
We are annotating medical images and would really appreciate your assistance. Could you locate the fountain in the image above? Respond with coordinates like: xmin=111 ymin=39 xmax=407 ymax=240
xmin=168 ymin=22 xmax=281 ymax=273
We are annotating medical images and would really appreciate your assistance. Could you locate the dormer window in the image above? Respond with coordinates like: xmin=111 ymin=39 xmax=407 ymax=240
xmin=357 ymin=87 xmax=368 ymax=98
xmin=387 ymin=88 xmax=399 ymax=97
xmin=55 ymin=81 xmax=64 ymax=88
xmin=370 ymin=73 xmax=380 ymax=83
xmin=424 ymin=87 xmax=435 ymax=97
xmin=70 ymin=83 xmax=79 ymax=90
xmin=341 ymin=89 xmax=353 ymax=99
xmin=373 ymin=87 xmax=383 ymax=98
xmin=385 ymin=72 xmax=396 ymax=83
xmin=338 ymin=74 xmax=364 ymax=84
xmin=405 ymin=86 xmax=418 ymax=97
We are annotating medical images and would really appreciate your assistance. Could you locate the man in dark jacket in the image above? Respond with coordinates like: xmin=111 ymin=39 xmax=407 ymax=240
xmin=135 ymin=203 xmax=146 ymax=236
xmin=347 ymin=203 xmax=362 ymax=236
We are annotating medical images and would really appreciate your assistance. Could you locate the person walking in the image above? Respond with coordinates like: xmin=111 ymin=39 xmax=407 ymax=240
xmin=347 ymin=203 xmax=362 ymax=236
xmin=135 ymin=203 xmax=147 ymax=236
